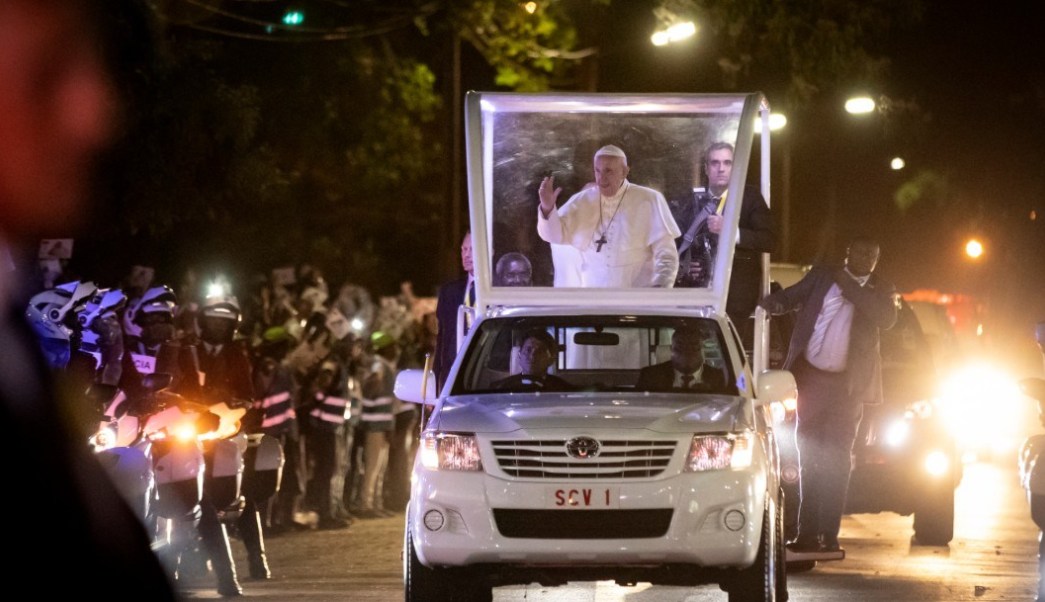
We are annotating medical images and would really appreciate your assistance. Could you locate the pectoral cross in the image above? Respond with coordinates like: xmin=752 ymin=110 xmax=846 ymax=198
xmin=595 ymin=235 xmax=607 ymax=252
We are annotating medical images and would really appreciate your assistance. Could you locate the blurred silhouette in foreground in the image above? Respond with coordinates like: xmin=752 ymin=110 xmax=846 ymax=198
xmin=0 ymin=0 xmax=176 ymax=596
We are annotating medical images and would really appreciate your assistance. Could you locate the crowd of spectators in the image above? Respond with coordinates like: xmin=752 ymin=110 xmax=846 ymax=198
xmin=34 ymin=258 xmax=439 ymax=536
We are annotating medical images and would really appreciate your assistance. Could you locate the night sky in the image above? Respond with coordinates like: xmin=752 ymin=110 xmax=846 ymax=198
xmin=581 ymin=0 xmax=1045 ymax=345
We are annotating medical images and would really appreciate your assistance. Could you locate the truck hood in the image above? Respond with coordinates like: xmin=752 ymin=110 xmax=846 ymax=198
xmin=428 ymin=393 xmax=752 ymax=434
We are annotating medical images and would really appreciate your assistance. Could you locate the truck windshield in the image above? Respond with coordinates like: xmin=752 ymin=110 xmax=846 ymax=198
xmin=449 ymin=316 xmax=737 ymax=396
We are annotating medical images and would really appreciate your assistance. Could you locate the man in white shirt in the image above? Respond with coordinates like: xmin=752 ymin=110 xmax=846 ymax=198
xmin=537 ymin=145 xmax=680 ymax=288
xmin=759 ymin=237 xmax=897 ymax=555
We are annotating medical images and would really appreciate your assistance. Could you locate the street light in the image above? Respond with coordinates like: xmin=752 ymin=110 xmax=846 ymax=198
xmin=965 ymin=238 xmax=984 ymax=260
xmin=753 ymin=113 xmax=787 ymax=134
xmin=890 ymin=157 xmax=906 ymax=170
xmin=845 ymin=96 xmax=876 ymax=115
xmin=651 ymin=21 xmax=696 ymax=46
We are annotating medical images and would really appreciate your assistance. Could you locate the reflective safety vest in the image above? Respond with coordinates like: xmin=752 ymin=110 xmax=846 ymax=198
xmin=254 ymin=389 xmax=297 ymax=436
xmin=309 ymin=392 xmax=349 ymax=432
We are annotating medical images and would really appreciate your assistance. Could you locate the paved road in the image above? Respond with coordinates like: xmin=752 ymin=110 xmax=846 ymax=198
xmin=179 ymin=459 xmax=1041 ymax=601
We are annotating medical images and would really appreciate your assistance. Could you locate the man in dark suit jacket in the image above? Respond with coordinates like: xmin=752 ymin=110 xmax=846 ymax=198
xmin=635 ymin=326 xmax=728 ymax=392
xmin=759 ymin=237 xmax=897 ymax=554
xmin=434 ymin=230 xmax=474 ymax=393
xmin=673 ymin=142 xmax=774 ymax=350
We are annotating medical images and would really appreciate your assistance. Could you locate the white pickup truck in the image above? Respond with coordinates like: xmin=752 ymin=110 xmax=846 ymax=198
xmin=396 ymin=92 xmax=795 ymax=602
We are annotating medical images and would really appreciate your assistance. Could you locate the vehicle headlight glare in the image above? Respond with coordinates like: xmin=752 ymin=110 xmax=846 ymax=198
xmin=924 ymin=450 xmax=950 ymax=476
xmin=421 ymin=432 xmax=483 ymax=471
xmin=908 ymin=399 xmax=934 ymax=419
xmin=885 ymin=420 xmax=910 ymax=447
xmin=684 ymin=433 xmax=753 ymax=472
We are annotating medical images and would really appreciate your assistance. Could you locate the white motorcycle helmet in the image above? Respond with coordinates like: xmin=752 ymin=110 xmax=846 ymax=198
xmin=78 ymin=288 xmax=128 ymax=331
xmin=26 ymin=281 xmax=97 ymax=367
xmin=123 ymin=285 xmax=176 ymax=339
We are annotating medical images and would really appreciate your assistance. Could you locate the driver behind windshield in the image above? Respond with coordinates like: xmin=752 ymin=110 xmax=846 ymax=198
xmin=493 ymin=328 xmax=572 ymax=391
xmin=635 ymin=326 xmax=727 ymax=392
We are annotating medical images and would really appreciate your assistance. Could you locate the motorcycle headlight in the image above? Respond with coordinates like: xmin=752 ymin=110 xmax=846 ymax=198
xmin=172 ymin=423 xmax=199 ymax=442
xmin=421 ymin=432 xmax=483 ymax=471
xmin=91 ymin=424 xmax=117 ymax=451
xmin=684 ymin=432 xmax=754 ymax=472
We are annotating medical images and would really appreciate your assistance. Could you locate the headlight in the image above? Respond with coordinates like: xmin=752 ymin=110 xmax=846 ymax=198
xmin=172 ymin=423 xmax=199 ymax=442
xmin=924 ymin=450 xmax=950 ymax=476
xmin=906 ymin=399 xmax=934 ymax=419
xmin=937 ymin=362 xmax=1024 ymax=455
xmin=684 ymin=432 xmax=753 ymax=472
xmin=421 ymin=432 xmax=483 ymax=471
xmin=91 ymin=424 xmax=117 ymax=451
xmin=884 ymin=420 xmax=911 ymax=447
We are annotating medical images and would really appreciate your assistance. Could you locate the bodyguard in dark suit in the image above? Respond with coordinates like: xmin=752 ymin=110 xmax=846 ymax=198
xmin=673 ymin=142 xmax=774 ymax=351
xmin=759 ymin=237 xmax=897 ymax=554
xmin=434 ymin=231 xmax=474 ymax=393
xmin=635 ymin=326 xmax=729 ymax=393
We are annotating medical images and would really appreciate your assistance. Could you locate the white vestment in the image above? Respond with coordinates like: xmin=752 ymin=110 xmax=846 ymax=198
xmin=537 ymin=180 xmax=681 ymax=287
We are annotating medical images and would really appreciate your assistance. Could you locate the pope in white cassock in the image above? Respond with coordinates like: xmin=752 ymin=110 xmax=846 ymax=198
xmin=537 ymin=145 xmax=681 ymax=287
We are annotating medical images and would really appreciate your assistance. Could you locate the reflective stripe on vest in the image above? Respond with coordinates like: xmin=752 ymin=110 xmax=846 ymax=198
xmin=310 ymin=393 xmax=349 ymax=425
xmin=360 ymin=395 xmax=395 ymax=424
xmin=258 ymin=390 xmax=296 ymax=430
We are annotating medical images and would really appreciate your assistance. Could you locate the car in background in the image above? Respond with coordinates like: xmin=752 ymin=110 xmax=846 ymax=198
xmin=769 ymin=265 xmax=962 ymax=546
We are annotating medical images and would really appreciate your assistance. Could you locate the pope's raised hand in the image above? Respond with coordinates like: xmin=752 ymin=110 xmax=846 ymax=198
xmin=538 ymin=176 xmax=562 ymax=215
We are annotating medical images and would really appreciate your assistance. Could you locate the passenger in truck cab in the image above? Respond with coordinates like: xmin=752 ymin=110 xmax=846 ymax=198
xmin=537 ymin=144 xmax=680 ymax=288
xmin=635 ymin=326 xmax=727 ymax=392
xmin=493 ymin=328 xmax=572 ymax=391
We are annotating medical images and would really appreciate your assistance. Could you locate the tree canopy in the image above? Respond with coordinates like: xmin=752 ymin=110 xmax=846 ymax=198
xmin=81 ymin=0 xmax=925 ymax=296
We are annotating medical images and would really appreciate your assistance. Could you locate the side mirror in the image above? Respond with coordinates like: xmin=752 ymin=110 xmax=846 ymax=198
xmin=756 ymin=369 xmax=797 ymax=408
xmin=395 ymin=369 xmax=436 ymax=404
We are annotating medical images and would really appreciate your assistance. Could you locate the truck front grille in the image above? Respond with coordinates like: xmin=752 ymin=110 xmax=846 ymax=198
xmin=490 ymin=439 xmax=676 ymax=479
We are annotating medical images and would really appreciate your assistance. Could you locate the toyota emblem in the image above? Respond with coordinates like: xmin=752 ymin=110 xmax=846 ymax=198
xmin=565 ymin=436 xmax=600 ymax=459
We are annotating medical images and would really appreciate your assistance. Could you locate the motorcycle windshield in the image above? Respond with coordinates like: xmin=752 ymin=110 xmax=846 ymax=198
xmin=464 ymin=91 xmax=770 ymax=314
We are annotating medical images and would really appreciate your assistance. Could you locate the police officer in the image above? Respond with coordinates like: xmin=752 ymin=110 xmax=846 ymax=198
xmin=187 ymin=293 xmax=272 ymax=590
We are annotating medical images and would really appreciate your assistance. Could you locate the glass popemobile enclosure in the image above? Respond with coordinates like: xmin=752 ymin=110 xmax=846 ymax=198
xmin=397 ymin=92 xmax=795 ymax=602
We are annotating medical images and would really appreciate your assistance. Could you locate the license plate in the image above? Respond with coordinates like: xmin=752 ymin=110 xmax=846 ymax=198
xmin=547 ymin=486 xmax=619 ymax=509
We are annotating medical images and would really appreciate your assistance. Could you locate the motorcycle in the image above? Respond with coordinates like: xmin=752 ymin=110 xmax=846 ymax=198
xmin=90 ymin=374 xmax=216 ymax=518
xmin=88 ymin=373 xmax=248 ymax=576
xmin=1017 ymin=320 xmax=1045 ymax=602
